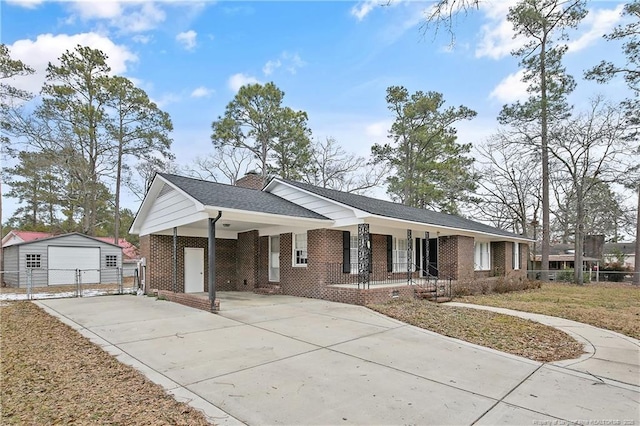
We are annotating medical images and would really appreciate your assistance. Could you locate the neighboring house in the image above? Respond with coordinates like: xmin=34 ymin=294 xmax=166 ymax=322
xmin=532 ymin=241 xmax=637 ymax=272
xmin=604 ymin=242 xmax=636 ymax=270
xmin=2 ymin=233 xmax=123 ymax=287
xmin=2 ymin=230 xmax=52 ymax=247
xmin=531 ymin=253 xmax=601 ymax=271
xmin=130 ymin=173 xmax=530 ymax=305
xmin=531 ymin=243 xmax=600 ymax=271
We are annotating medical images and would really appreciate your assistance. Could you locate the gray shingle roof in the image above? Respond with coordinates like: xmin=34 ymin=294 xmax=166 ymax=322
xmin=159 ymin=173 xmax=328 ymax=220
xmin=277 ymin=179 xmax=526 ymax=239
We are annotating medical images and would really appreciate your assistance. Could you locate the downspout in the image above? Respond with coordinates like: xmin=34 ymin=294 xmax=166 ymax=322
xmin=209 ymin=211 xmax=223 ymax=312
xmin=172 ymin=227 xmax=177 ymax=293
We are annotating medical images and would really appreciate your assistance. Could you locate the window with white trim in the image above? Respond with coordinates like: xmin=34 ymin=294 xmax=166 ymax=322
xmin=106 ymin=255 xmax=118 ymax=268
xmin=293 ymin=233 xmax=308 ymax=266
xmin=513 ymin=242 xmax=520 ymax=270
xmin=474 ymin=242 xmax=491 ymax=271
xmin=26 ymin=254 xmax=41 ymax=268
xmin=350 ymin=235 xmax=358 ymax=274
xmin=393 ymin=238 xmax=408 ymax=272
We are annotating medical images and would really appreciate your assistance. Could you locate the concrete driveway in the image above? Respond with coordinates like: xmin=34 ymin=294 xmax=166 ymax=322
xmin=37 ymin=293 xmax=639 ymax=425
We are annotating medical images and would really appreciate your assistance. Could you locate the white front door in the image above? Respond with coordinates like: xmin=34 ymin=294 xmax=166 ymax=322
xmin=269 ymin=236 xmax=280 ymax=282
xmin=184 ymin=247 xmax=204 ymax=293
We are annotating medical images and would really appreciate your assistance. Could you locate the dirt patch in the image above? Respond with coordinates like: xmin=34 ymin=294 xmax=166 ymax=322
xmin=0 ymin=301 xmax=212 ymax=425
xmin=368 ymin=300 xmax=584 ymax=362
xmin=458 ymin=282 xmax=640 ymax=339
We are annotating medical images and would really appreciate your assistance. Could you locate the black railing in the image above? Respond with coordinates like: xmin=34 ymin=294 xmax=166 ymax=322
xmin=325 ymin=262 xmax=453 ymax=295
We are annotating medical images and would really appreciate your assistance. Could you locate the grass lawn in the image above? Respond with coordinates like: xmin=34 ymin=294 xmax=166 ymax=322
xmin=0 ymin=301 xmax=211 ymax=425
xmin=458 ymin=282 xmax=640 ymax=340
xmin=368 ymin=300 xmax=584 ymax=362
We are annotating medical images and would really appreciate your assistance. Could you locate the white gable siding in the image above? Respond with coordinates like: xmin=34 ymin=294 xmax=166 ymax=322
xmin=140 ymin=189 xmax=204 ymax=235
xmin=269 ymin=183 xmax=355 ymax=221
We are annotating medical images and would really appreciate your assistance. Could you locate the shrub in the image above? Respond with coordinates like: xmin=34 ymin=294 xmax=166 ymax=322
xmin=556 ymin=269 xmax=574 ymax=282
xmin=452 ymin=283 xmax=472 ymax=297
xmin=600 ymin=262 xmax=627 ymax=282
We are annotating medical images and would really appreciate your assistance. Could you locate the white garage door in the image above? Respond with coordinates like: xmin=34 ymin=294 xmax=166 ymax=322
xmin=48 ymin=246 xmax=101 ymax=286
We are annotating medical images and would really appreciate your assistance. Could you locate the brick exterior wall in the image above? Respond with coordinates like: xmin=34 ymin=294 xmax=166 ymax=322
xmin=321 ymin=285 xmax=416 ymax=305
xmin=259 ymin=236 xmax=269 ymax=285
xmin=491 ymin=241 xmax=506 ymax=276
xmin=156 ymin=290 xmax=219 ymax=312
xmin=142 ymin=228 xmax=529 ymax=306
xmin=140 ymin=234 xmax=236 ymax=293
xmin=277 ymin=229 xmax=337 ymax=298
xmin=438 ymin=235 xmax=474 ymax=280
xmin=237 ymin=230 xmax=259 ymax=291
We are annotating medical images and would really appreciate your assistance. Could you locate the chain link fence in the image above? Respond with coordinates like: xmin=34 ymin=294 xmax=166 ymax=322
xmin=0 ymin=267 xmax=141 ymax=301
xmin=527 ymin=269 xmax=639 ymax=284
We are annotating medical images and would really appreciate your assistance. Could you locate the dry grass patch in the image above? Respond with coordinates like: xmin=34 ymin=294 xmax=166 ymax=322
xmin=368 ymin=300 xmax=584 ymax=362
xmin=0 ymin=301 xmax=211 ymax=425
xmin=458 ymin=282 xmax=640 ymax=339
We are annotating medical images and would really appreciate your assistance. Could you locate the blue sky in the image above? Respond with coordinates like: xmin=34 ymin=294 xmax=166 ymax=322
xmin=1 ymin=0 xmax=630 ymax=219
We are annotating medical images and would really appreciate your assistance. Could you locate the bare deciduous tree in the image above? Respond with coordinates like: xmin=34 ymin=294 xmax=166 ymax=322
xmin=549 ymin=98 xmax=629 ymax=284
xmin=304 ymin=137 xmax=389 ymax=194
xmin=185 ymin=145 xmax=254 ymax=185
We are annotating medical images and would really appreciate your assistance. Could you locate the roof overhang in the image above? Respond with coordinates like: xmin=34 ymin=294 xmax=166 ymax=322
xmin=131 ymin=174 xmax=334 ymax=237
xmin=363 ymin=215 xmax=533 ymax=243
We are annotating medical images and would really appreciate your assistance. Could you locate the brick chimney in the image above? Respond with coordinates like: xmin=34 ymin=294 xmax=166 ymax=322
xmin=235 ymin=171 xmax=264 ymax=190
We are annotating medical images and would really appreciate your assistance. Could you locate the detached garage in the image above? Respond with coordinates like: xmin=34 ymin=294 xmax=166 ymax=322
xmin=2 ymin=233 xmax=123 ymax=288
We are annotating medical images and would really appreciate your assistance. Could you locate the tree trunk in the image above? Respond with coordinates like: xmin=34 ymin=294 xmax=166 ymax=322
xmin=634 ymin=184 xmax=640 ymax=285
xmin=575 ymin=188 xmax=584 ymax=285
xmin=114 ymin=138 xmax=123 ymax=245
xmin=114 ymin=111 xmax=125 ymax=245
xmin=540 ymin=33 xmax=550 ymax=281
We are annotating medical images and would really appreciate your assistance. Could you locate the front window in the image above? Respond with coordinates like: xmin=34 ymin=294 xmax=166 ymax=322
xmin=26 ymin=254 xmax=41 ymax=268
xmin=293 ymin=233 xmax=308 ymax=266
xmin=393 ymin=238 xmax=408 ymax=272
xmin=350 ymin=235 xmax=358 ymax=274
xmin=513 ymin=243 xmax=520 ymax=270
xmin=474 ymin=242 xmax=491 ymax=271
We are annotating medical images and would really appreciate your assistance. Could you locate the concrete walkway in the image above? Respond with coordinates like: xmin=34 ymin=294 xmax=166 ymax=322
xmin=35 ymin=293 xmax=639 ymax=425
xmin=447 ymin=302 xmax=640 ymax=387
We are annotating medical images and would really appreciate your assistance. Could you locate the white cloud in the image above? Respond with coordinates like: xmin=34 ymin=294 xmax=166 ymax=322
xmin=263 ymin=59 xmax=281 ymax=76
xmin=262 ymin=52 xmax=305 ymax=76
xmin=176 ymin=30 xmax=197 ymax=51
xmin=228 ymin=73 xmax=261 ymax=92
xmin=475 ymin=2 xmax=625 ymax=60
xmin=283 ymin=52 xmax=305 ymax=74
xmin=68 ymin=1 xmax=122 ymax=19
xmin=152 ymin=92 xmax=182 ymax=108
xmin=475 ymin=0 xmax=524 ymax=60
xmin=66 ymin=1 xmax=166 ymax=33
xmin=190 ymin=86 xmax=213 ymax=98
xmin=489 ymin=69 xmax=528 ymax=103
xmin=8 ymin=33 xmax=138 ymax=94
xmin=365 ymin=120 xmax=392 ymax=139
xmin=351 ymin=0 xmax=378 ymax=21
xmin=132 ymin=34 xmax=152 ymax=44
xmin=6 ymin=0 xmax=44 ymax=9
xmin=567 ymin=4 xmax=625 ymax=53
